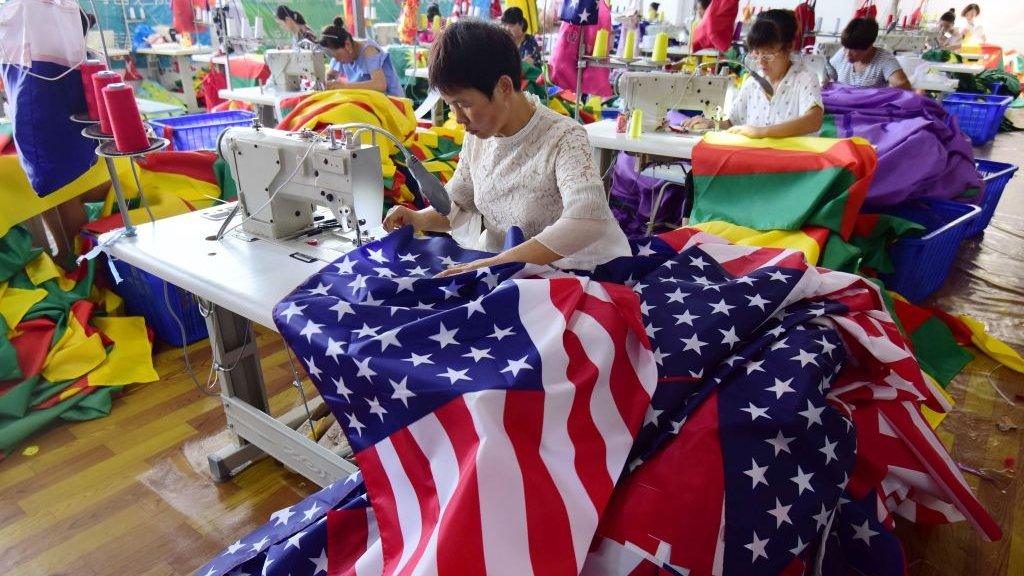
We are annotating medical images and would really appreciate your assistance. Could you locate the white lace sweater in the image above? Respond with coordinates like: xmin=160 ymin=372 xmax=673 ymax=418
xmin=446 ymin=95 xmax=631 ymax=270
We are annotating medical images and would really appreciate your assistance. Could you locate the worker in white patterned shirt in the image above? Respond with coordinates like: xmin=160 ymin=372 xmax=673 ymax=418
xmin=829 ymin=17 xmax=912 ymax=90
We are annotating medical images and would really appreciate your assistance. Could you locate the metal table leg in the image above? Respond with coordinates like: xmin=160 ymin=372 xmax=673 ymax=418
xmin=204 ymin=303 xmax=357 ymax=486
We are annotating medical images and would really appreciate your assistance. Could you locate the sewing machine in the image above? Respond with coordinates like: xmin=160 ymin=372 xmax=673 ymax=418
xmin=875 ymin=31 xmax=930 ymax=54
xmin=264 ymin=49 xmax=326 ymax=91
xmin=616 ymin=71 xmax=731 ymax=132
xmin=218 ymin=126 xmax=385 ymax=243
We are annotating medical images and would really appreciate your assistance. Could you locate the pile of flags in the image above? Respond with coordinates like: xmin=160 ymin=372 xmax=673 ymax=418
xmin=197 ymin=223 xmax=999 ymax=576
xmin=0 ymin=225 xmax=158 ymax=458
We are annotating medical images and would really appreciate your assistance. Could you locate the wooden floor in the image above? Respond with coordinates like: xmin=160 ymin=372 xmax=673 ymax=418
xmin=1 ymin=134 xmax=1022 ymax=575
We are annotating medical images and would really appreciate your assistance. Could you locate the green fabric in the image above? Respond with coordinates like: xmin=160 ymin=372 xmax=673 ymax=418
xmin=0 ymin=226 xmax=41 ymax=283
xmin=0 ymin=316 xmax=20 ymax=382
xmin=691 ymin=167 xmax=856 ymax=233
xmin=819 ymin=235 xmax=862 ymax=273
xmin=0 ymin=376 xmax=38 ymax=419
xmin=0 ymin=386 xmax=116 ymax=454
xmin=922 ymin=49 xmax=959 ymax=63
xmin=819 ymin=115 xmax=838 ymax=138
xmin=29 ymin=378 xmax=76 ymax=407
xmin=849 ymin=214 xmax=925 ymax=275
xmin=213 ymin=157 xmax=238 ymax=201
xmin=522 ymin=61 xmax=548 ymax=101
xmin=910 ymin=316 xmax=975 ymax=387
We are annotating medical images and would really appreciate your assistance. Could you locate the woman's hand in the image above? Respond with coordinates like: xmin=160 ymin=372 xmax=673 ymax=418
xmin=383 ymin=205 xmax=420 ymax=232
xmin=434 ymin=257 xmax=498 ymax=279
xmin=683 ymin=115 xmax=714 ymax=131
xmin=727 ymin=124 xmax=768 ymax=138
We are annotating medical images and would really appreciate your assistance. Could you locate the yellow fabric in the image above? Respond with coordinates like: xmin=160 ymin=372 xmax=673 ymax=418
xmin=87 ymin=316 xmax=159 ymax=386
xmin=692 ymin=221 xmax=822 ymax=265
xmin=959 ymin=315 xmax=1024 ymax=375
xmin=41 ymin=315 xmax=106 ymax=382
xmin=287 ymin=90 xmax=417 ymax=156
xmin=0 ymin=282 xmax=48 ymax=335
xmin=701 ymin=131 xmax=872 ymax=154
xmin=0 ymin=156 xmax=133 ymax=238
xmin=415 ymin=128 xmax=439 ymax=149
xmin=922 ymin=375 xmax=955 ymax=429
xmin=98 ymin=167 xmax=220 ymax=223
xmin=25 ymin=252 xmax=76 ymax=292
xmin=89 ymin=285 xmax=125 ymax=316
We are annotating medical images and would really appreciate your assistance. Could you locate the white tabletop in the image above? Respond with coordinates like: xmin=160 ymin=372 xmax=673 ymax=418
xmin=101 ymin=206 xmax=344 ymax=330
xmin=219 ymin=86 xmax=313 ymax=107
xmin=926 ymin=61 xmax=986 ymax=75
xmin=405 ymin=67 xmax=430 ymax=79
xmin=585 ymin=119 xmax=702 ymax=159
xmin=136 ymin=98 xmax=184 ymax=116
xmin=136 ymin=44 xmax=213 ymax=57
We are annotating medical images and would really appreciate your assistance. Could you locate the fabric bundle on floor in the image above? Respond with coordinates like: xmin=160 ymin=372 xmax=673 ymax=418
xmin=197 ymin=224 xmax=999 ymax=576
xmin=820 ymin=84 xmax=981 ymax=207
xmin=0 ymin=226 xmax=158 ymax=457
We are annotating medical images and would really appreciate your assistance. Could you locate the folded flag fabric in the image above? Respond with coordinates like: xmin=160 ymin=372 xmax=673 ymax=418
xmin=0 ymin=225 xmax=158 ymax=457
xmin=201 ymin=225 xmax=996 ymax=575
xmin=821 ymin=84 xmax=981 ymax=207
xmin=690 ymin=132 xmax=876 ymax=240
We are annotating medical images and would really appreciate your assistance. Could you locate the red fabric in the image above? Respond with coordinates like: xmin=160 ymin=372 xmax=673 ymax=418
xmin=853 ymin=0 xmax=877 ymax=20
xmin=794 ymin=2 xmax=816 ymax=49
xmin=692 ymin=0 xmax=739 ymax=52
xmin=171 ymin=0 xmax=196 ymax=34
xmin=7 ymin=319 xmax=57 ymax=380
xmin=202 ymin=68 xmax=227 ymax=110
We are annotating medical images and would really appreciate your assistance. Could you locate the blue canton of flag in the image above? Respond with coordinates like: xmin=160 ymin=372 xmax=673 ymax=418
xmin=559 ymin=0 xmax=599 ymax=25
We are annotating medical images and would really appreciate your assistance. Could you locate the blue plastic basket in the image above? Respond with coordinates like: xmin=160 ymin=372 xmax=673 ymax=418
xmin=149 ymin=110 xmax=255 ymax=151
xmin=880 ymin=199 xmax=981 ymax=303
xmin=941 ymin=93 xmax=1013 ymax=146
xmin=107 ymin=258 xmax=208 ymax=347
xmin=966 ymin=159 xmax=1019 ymax=236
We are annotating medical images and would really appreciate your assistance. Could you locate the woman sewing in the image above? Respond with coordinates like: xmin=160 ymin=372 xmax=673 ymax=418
xmin=275 ymin=6 xmax=317 ymax=46
xmin=320 ymin=17 xmax=404 ymax=97
xmin=501 ymin=7 xmax=542 ymax=65
xmin=683 ymin=18 xmax=823 ymax=138
xmin=383 ymin=20 xmax=630 ymax=275
xmin=829 ymin=17 xmax=912 ymax=89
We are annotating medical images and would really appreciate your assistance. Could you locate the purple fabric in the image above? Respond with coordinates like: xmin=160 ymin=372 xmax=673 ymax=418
xmin=822 ymin=84 xmax=981 ymax=207
xmin=609 ymin=152 xmax=688 ymax=237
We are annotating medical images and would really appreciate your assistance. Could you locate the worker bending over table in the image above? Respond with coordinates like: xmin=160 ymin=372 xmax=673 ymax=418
xmin=501 ymin=7 xmax=542 ymax=65
xmin=829 ymin=17 xmax=912 ymax=89
xmin=383 ymin=20 xmax=630 ymax=275
xmin=276 ymin=5 xmax=318 ymax=46
xmin=929 ymin=9 xmax=962 ymax=50
xmin=684 ymin=18 xmax=823 ymax=139
xmin=320 ymin=17 xmax=404 ymax=96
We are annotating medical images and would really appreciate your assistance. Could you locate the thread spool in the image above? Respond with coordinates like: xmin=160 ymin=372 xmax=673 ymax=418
xmin=623 ymin=29 xmax=636 ymax=59
xmin=80 ymin=59 xmax=107 ymax=120
xmin=652 ymin=32 xmax=669 ymax=62
xmin=92 ymin=70 xmax=123 ymax=135
xmin=103 ymin=83 xmax=150 ymax=153
xmin=592 ymin=29 xmax=609 ymax=58
xmin=420 ymin=14 xmax=427 ymax=29
xmin=628 ymin=109 xmax=643 ymax=139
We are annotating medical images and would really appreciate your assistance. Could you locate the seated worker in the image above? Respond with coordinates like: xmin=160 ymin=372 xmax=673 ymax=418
xmin=276 ymin=6 xmax=317 ymax=46
xmin=960 ymin=3 xmax=986 ymax=44
xmin=829 ymin=17 xmax=912 ymax=89
xmin=501 ymin=7 xmax=542 ymax=65
xmin=382 ymin=20 xmax=630 ymax=274
xmin=683 ymin=19 xmax=823 ymax=139
xmin=320 ymin=17 xmax=404 ymax=97
xmin=929 ymin=9 xmax=962 ymax=50
xmin=418 ymin=3 xmax=443 ymax=43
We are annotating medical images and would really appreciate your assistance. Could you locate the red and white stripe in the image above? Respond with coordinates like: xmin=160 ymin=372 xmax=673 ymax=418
xmin=352 ymin=277 xmax=656 ymax=575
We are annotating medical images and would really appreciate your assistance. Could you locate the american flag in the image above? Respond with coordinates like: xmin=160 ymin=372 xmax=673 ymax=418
xmin=200 ymin=226 xmax=997 ymax=575
xmin=560 ymin=0 xmax=599 ymax=26
xmin=273 ymin=226 xmax=657 ymax=574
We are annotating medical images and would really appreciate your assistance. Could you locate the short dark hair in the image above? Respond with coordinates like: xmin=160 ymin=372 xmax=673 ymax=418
xmin=697 ymin=0 xmax=712 ymax=10
xmin=276 ymin=5 xmax=306 ymax=25
xmin=940 ymin=9 xmax=956 ymax=23
xmin=426 ymin=3 xmax=441 ymax=21
xmin=841 ymin=17 xmax=879 ymax=50
xmin=745 ymin=18 xmax=784 ymax=51
xmin=757 ymin=9 xmax=797 ymax=49
xmin=962 ymin=3 xmax=980 ymax=17
xmin=429 ymin=20 xmax=521 ymax=98
xmin=500 ymin=7 xmax=528 ymax=29
xmin=319 ymin=17 xmax=353 ymax=50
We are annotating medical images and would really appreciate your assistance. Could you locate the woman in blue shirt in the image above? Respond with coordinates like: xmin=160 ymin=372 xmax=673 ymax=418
xmin=319 ymin=18 xmax=404 ymax=97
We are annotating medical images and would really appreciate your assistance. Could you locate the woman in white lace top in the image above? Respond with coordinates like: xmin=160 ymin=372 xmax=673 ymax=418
xmin=382 ymin=20 xmax=631 ymax=276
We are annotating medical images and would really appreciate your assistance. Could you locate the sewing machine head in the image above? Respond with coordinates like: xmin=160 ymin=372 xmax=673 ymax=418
xmin=218 ymin=126 xmax=385 ymax=243
xmin=616 ymin=71 xmax=730 ymax=132
xmin=265 ymin=49 xmax=326 ymax=91
xmin=875 ymin=31 xmax=929 ymax=54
